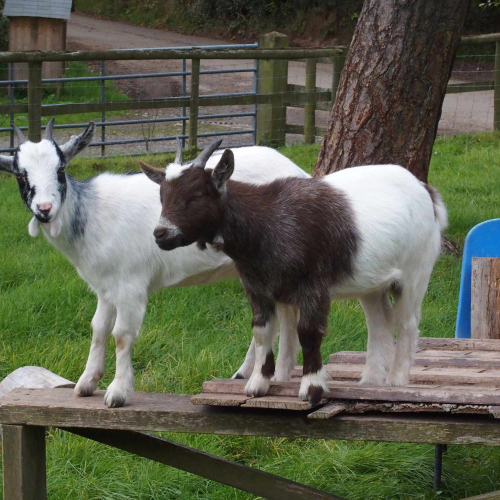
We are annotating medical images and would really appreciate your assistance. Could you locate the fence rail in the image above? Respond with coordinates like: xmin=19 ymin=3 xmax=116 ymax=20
xmin=0 ymin=32 xmax=499 ymax=156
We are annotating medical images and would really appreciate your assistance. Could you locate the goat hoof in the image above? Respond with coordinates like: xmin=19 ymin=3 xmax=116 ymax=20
xmin=74 ymin=376 xmax=99 ymax=397
xmin=385 ymin=372 xmax=410 ymax=387
xmin=359 ymin=371 xmax=386 ymax=386
xmin=104 ymin=381 xmax=131 ymax=408
xmin=232 ymin=373 xmax=244 ymax=379
xmin=244 ymin=373 xmax=270 ymax=397
xmin=298 ymin=368 xmax=328 ymax=404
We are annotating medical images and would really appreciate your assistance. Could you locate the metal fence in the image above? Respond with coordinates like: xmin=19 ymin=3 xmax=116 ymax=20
xmin=0 ymin=42 xmax=339 ymax=156
xmin=0 ymin=43 xmax=262 ymax=156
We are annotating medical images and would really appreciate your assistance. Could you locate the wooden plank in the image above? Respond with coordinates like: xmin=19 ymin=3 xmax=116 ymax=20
xmin=461 ymin=491 xmax=500 ymax=500
xmin=488 ymin=406 xmax=500 ymax=418
xmin=188 ymin=58 xmax=200 ymax=150
xmin=27 ymin=61 xmax=42 ymax=143
xmin=495 ymin=41 xmax=500 ymax=132
xmin=328 ymin=350 xmax=500 ymax=368
xmin=293 ymin=363 xmax=500 ymax=387
xmin=256 ymin=32 xmax=289 ymax=147
xmin=4 ymin=389 xmax=500 ymax=445
xmin=304 ymin=58 xmax=317 ymax=144
xmin=460 ymin=33 xmax=500 ymax=45
xmin=201 ymin=379 xmax=500 ymax=405
xmin=190 ymin=393 xmax=250 ymax=407
xmin=446 ymin=81 xmax=494 ymax=94
xmin=307 ymin=403 xmax=347 ymax=419
xmin=417 ymin=338 xmax=500 ymax=352
xmin=66 ymin=427 xmax=340 ymax=500
xmin=0 ymin=90 xmax=333 ymax=117
xmin=0 ymin=366 xmax=74 ymax=401
xmin=472 ymin=258 xmax=500 ymax=339
xmin=0 ymin=47 xmax=342 ymax=64
xmin=2 ymin=425 xmax=46 ymax=500
xmin=241 ymin=396 xmax=318 ymax=411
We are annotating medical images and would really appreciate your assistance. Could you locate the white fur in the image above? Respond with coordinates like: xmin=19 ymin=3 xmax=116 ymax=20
xmin=322 ymin=164 xmax=446 ymax=386
xmin=14 ymin=141 xmax=308 ymax=407
xmin=157 ymin=216 xmax=182 ymax=237
xmin=165 ymin=162 xmax=191 ymax=181
xmin=28 ymin=217 xmax=40 ymax=237
xmin=244 ymin=318 xmax=278 ymax=397
xmin=298 ymin=366 xmax=329 ymax=400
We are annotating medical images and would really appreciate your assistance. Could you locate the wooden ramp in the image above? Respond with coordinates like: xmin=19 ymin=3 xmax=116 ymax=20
xmin=192 ymin=338 xmax=500 ymax=419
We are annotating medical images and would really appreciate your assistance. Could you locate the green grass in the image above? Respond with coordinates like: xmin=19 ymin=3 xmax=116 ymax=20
xmin=1 ymin=134 xmax=500 ymax=498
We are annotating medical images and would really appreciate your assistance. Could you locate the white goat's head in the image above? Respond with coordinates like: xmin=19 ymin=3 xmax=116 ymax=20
xmin=0 ymin=119 xmax=95 ymax=222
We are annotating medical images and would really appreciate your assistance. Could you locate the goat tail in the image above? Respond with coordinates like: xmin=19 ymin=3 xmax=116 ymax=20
xmin=423 ymin=183 xmax=448 ymax=233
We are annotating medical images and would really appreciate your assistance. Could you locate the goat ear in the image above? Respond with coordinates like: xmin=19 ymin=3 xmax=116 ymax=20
xmin=0 ymin=155 xmax=14 ymax=175
xmin=211 ymin=149 xmax=234 ymax=192
xmin=59 ymin=121 xmax=95 ymax=162
xmin=140 ymin=161 xmax=166 ymax=185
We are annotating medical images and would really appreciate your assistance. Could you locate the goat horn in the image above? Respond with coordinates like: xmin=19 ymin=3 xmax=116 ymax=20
xmin=13 ymin=124 xmax=26 ymax=145
xmin=175 ymin=137 xmax=183 ymax=164
xmin=192 ymin=139 xmax=223 ymax=169
xmin=44 ymin=118 xmax=55 ymax=140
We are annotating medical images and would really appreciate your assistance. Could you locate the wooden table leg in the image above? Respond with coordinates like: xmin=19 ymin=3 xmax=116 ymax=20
xmin=2 ymin=425 xmax=47 ymax=500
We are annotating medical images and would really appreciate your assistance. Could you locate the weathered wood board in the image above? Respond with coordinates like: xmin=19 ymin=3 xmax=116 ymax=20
xmin=192 ymin=338 xmax=500 ymax=418
xmin=471 ymin=258 xmax=500 ymax=340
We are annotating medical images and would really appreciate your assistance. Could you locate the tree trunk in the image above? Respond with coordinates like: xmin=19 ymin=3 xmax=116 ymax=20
xmin=314 ymin=0 xmax=470 ymax=182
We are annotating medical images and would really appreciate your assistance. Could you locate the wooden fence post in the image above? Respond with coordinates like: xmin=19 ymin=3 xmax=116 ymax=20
xmin=331 ymin=51 xmax=346 ymax=108
xmin=28 ymin=61 xmax=42 ymax=142
xmin=2 ymin=425 xmax=47 ymax=500
xmin=494 ymin=41 xmax=499 ymax=132
xmin=256 ymin=32 xmax=289 ymax=148
xmin=304 ymin=58 xmax=317 ymax=144
xmin=471 ymin=257 xmax=500 ymax=339
xmin=189 ymin=58 xmax=200 ymax=150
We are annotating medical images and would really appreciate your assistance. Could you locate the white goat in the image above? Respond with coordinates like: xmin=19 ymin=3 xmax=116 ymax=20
xmin=0 ymin=120 xmax=309 ymax=407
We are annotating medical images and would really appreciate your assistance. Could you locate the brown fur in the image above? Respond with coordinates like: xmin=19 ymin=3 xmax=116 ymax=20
xmin=156 ymin=150 xmax=359 ymax=404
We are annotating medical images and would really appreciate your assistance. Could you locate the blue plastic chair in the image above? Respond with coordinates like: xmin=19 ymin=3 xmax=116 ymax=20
xmin=455 ymin=219 xmax=500 ymax=338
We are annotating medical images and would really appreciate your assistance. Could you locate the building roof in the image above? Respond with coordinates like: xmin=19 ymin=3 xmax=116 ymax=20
xmin=3 ymin=0 xmax=72 ymax=20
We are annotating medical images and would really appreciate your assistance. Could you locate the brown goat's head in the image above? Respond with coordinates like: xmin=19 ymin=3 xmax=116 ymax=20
xmin=140 ymin=139 xmax=234 ymax=251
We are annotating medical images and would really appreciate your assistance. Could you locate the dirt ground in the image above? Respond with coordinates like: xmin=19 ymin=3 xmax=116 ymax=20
xmin=4 ymin=13 xmax=493 ymax=156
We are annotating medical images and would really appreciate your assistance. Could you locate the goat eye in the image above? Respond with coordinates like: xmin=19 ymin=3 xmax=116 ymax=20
xmin=57 ymin=167 xmax=65 ymax=174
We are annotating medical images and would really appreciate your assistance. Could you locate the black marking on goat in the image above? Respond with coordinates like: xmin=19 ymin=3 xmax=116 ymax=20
xmin=125 ymin=171 xmax=142 ymax=176
xmin=13 ymin=152 xmax=35 ymax=213
xmin=307 ymin=385 xmax=324 ymax=406
xmin=390 ymin=281 xmax=403 ymax=299
xmin=261 ymin=351 xmax=275 ymax=378
xmin=52 ymin=141 xmax=68 ymax=205
xmin=67 ymin=176 xmax=94 ymax=243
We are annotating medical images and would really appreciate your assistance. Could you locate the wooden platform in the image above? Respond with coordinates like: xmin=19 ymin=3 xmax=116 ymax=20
xmin=192 ymin=338 xmax=500 ymax=419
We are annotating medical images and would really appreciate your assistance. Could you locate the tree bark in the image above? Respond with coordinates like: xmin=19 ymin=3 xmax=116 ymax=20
xmin=314 ymin=0 xmax=470 ymax=182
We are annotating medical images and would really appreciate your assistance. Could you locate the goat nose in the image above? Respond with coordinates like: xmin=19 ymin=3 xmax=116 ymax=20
xmin=153 ymin=227 xmax=167 ymax=240
xmin=37 ymin=202 xmax=53 ymax=213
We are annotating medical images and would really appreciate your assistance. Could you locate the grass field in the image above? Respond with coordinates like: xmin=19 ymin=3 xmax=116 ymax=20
xmin=1 ymin=133 xmax=500 ymax=499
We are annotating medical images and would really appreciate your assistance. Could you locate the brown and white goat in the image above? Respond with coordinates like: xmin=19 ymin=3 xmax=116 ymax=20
xmin=143 ymin=149 xmax=447 ymax=404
